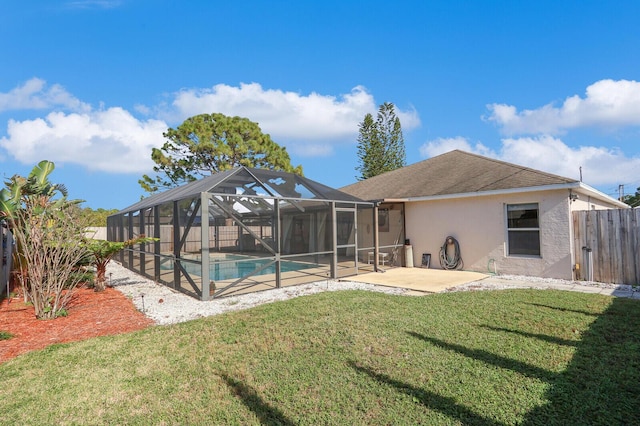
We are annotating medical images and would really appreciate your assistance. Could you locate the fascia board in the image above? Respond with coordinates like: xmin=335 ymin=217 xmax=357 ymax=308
xmin=380 ymin=182 xmax=628 ymax=208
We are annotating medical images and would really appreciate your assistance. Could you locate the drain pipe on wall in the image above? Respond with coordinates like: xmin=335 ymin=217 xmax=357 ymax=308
xmin=582 ymin=246 xmax=593 ymax=281
xmin=373 ymin=202 xmax=380 ymax=273
xmin=487 ymin=258 xmax=498 ymax=275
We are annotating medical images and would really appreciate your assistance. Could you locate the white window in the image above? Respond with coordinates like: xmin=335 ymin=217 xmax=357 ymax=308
xmin=506 ymin=203 xmax=540 ymax=256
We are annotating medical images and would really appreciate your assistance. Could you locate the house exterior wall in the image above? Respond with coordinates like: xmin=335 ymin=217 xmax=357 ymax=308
xmin=404 ymin=190 xmax=575 ymax=279
xmin=570 ymin=192 xmax=620 ymax=211
xmin=85 ymin=226 xmax=107 ymax=240
xmin=357 ymin=203 xmax=405 ymax=266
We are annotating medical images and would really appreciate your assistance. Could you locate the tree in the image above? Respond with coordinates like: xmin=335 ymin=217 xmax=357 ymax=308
xmin=355 ymin=102 xmax=406 ymax=180
xmin=0 ymin=160 xmax=71 ymax=280
xmin=0 ymin=161 xmax=90 ymax=319
xmin=622 ymin=187 xmax=640 ymax=207
xmin=140 ymin=113 xmax=303 ymax=193
xmin=0 ymin=161 xmax=66 ymax=220
xmin=85 ymin=236 xmax=157 ymax=292
xmin=355 ymin=113 xmax=384 ymax=180
xmin=76 ymin=207 xmax=119 ymax=227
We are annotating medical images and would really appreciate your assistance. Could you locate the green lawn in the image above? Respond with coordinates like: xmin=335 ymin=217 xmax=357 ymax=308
xmin=1 ymin=289 xmax=639 ymax=425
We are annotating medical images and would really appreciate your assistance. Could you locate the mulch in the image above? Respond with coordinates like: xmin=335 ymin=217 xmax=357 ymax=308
xmin=0 ymin=286 xmax=154 ymax=364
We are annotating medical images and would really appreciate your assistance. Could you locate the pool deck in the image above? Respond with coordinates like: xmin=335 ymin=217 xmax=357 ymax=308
xmin=346 ymin=267 xmax=488 ymax=294
xmin=346 ymin=266 xmax=640 ymax=299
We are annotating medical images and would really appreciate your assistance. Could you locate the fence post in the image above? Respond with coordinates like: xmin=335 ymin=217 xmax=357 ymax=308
xmin=0 ymin=224 xmax=5 ymax=296
xmin=582 ymin=246 xmax=593 ymax=282
xmin=1 ymin=226 xmax=13 ymax=299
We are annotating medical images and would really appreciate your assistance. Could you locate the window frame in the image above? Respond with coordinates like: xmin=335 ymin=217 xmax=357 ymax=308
xmin=505 ymin=203 xmax=541 ymax=257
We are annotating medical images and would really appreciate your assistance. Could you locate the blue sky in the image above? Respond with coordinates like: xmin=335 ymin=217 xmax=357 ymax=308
xmin=1 ymin=0 xmax=640 ymax=209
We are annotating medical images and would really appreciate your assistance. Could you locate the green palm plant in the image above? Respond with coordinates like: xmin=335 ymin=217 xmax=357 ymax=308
xmin=0 ymin=160 xmax=67 ymax=215
xmin=85 ymin=236 xmax=157 ymax=292
xmin=0 ymin=160 xmax=89 ymax=319
xmin=0 ymin=161 xmax=67 ymax=280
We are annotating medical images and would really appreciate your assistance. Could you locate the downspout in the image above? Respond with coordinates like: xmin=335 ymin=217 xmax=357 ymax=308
xmin=373 ymin=203 xmax=380 ymax=272
xmin=401 ymin=202 xmax=407 ymax=266
xmin=568 ymin=189 xmax=578 ymax=280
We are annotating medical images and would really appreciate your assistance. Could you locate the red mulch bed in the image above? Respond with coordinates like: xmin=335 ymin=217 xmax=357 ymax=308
xmin=0 ymin=286 xmax=154 ymax=363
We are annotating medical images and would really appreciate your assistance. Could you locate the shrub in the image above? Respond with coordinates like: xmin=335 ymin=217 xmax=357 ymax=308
xmin=11 ymin=200 xmax=90 ymax=318
xmin=0 ymin=161 xmax=90 ymax=319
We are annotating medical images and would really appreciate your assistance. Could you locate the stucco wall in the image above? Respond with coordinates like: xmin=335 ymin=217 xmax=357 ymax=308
xmin=85 ymin=226 xmax=107 ymax=240
xmin=357 ymin=203 xmax=404 ymax=265
xmin=404 ymin=190 xmax=574 ymax=279
xmin=570 ymin=193 xmax=620 ymax=211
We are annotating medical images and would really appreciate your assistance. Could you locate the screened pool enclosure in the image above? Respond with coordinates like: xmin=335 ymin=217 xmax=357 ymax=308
xmin=107 ymin=167 xmax=401 ymax=300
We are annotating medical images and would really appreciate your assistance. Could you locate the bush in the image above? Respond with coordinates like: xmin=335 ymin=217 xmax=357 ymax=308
xmin=12 ymin=202 xmax=91 ymax=318
xmin=1 ymin=160 xmax=91 ymax=319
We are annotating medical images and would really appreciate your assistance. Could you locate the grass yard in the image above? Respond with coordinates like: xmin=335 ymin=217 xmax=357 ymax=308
xmin=0 ymin=289 xmax=639 ymax=425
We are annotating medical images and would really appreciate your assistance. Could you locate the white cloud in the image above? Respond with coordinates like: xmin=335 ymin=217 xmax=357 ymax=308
xmin=396 ymin=105 xmax=421 ymax=131
xmin=0 ymin=79 xmax=422 ymax=171
xmin=486 ymin=79 xmax=640 ymax=135
xmin=134 ymin=103 xmax=151 ymax=115
xmin=289 ymin=143 xmax=335 ymax=157
xmin=0 ymin=78 xmax=90 ymax=113
xmin=420 ymin=135 xmax=640 ymax=188
xmin=170 ymin=83 xmax=371 ymax=139
xmin=165 ymin=83 xmax=420 ymax=146
xmin=419 ymin=136 xmax=494 ymax=158
xmin=0 ymin=108 xmax=167 ymax=173
xmin=499 ymin=136 xmax=640 ymax=186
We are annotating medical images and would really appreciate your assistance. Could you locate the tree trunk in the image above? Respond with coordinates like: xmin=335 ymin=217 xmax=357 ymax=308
xmin=94 ymin=260 xmax=108 ymax=292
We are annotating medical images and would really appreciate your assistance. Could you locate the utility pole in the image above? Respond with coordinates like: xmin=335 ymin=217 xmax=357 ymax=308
xmin=618 ymin=184 xmax=624 ymax=201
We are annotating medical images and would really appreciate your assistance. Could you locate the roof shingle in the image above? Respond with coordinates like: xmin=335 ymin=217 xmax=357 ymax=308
xmin=340 ymin=150 xmax=577 ymax=200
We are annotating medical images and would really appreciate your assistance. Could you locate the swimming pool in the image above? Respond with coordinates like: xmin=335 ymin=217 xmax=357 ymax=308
xmin=174 ymin=255 xmax=320 ymax=281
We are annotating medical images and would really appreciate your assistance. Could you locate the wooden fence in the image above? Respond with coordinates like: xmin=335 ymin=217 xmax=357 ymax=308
xmin=1 ymin=227 xmax=13 ymax=297
xmin=573 ymin=208 xmax=640 ymax=285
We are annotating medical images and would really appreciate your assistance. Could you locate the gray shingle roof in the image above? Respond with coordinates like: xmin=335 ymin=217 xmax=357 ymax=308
xmin=340 ymin=150 xmax=578 ymax=201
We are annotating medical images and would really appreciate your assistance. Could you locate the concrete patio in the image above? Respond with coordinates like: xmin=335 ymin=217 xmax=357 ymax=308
xmin=347 ymin=266 xmax=640 ymax=299
xmin=348 ymin=267 xmax=488 ymax=294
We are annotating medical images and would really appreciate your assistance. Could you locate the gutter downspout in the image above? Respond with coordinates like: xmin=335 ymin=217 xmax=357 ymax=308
xmin=568 ymin=191 xmax=577 ymax=281
xmin=373 ymin=203 xmax=379 ymax=272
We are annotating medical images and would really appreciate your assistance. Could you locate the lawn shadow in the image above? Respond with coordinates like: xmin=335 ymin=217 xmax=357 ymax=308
xmin=407 ymin=331 xmax=557 ymax=382
xmin=525 ymin=302 xmax=599 ymax=317
xmin=348 ymin=360 xmax=505 ymax=426
xmin=480 ymin=325 xmax=577 ymax=347
xmin=218 ymin=372 xmax=296 ymax=426
xmin=521 ymin=297 xmax=640 ymax=425
xmin=409 ymin=296 xmax=640 ymax=425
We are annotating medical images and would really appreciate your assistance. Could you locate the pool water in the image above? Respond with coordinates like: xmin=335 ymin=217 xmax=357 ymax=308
xmin=176 ymin=256 xmax=318 ymax=281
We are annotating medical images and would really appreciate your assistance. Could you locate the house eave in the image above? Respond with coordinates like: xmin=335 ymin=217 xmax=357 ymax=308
xmin=377 ymin=182 xmax=627 ymax=208
xmin=574 ymin=182 xmax=630 ymax=208
xmin=377 ymin=198 xmax=410 ymax=203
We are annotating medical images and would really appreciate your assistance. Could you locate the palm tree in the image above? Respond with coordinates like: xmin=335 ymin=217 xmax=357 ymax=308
xmin=85 ymin=236 xmax=156 ymax=292
xmin=0 ymin=161 xmax=69 ymax=282
xmin=0 ymin=161 xmax=88 ymax=318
